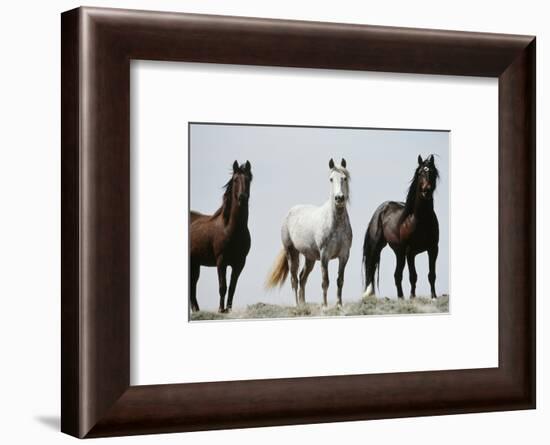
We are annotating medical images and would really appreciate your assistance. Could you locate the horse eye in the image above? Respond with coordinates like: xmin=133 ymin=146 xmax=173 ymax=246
xmin=330 ymin=178 xmax=333 ymax=182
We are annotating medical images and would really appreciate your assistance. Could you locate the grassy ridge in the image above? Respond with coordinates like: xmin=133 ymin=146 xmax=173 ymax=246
xmin=190 ymin=294 xmax=449 ymax=321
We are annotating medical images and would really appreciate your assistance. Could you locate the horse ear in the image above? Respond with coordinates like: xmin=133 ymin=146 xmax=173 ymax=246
xmin=329 ymin=158 xmax=335 ymax=169
xmin=245 ymin=160 xmax=251 ymax=172
xmin=341 ymin=158 xmax=347 ymax=168
xmin=428 ymin=154 xmax=435 ymax=166
xmin=233 ymin=160 xmax=239 ymax=172
xmin=418 ymin=155 xmax=423 ymax=165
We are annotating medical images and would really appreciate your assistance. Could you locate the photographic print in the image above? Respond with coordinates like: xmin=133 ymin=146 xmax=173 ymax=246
xmin=189 ymin=123 xmax=449 ymax=321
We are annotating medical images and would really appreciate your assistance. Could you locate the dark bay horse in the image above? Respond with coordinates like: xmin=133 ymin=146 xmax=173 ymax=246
xmin=362 ymin=155 xmax=440 ymax=299
xmin=190 ymin=160 xmax=252 ymax=313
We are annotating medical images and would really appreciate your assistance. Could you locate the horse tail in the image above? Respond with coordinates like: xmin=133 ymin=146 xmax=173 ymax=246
xmin=265 ymin=249 xmax=289 ymax=289
xmin=362 ymin=203 xmax=386 ymax=297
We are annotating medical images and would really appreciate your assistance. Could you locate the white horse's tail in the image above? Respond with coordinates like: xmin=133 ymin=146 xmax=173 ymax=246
xmin=265 ymin=249 xmax=289 ymax=289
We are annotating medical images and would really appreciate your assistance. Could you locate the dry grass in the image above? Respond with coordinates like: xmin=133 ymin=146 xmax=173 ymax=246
xmin=190 ymin=294 xmax=449 ymax=321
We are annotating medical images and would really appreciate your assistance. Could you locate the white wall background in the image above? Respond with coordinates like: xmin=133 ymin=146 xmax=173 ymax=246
xmin=0 ymin=0 xmax=545 ymax=444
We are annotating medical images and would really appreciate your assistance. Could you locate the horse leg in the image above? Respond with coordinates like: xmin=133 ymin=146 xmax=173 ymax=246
xmin=428 ymin=246 xmax=438 ymax=299
xmin=217 ymin=263 xmax=228 ymax=313
xmin=226 ymin=262 xmax=244 ymax=312
xmin=336 ymin=255 xmax=349 ymax=307
xmin=190 ymin=262 xmax=200 ymax=312
xmin=394 ymin=251 xmax=406 ymax=298
xmin=298 ymin=258 xmax=315 ymax=305
xmin=406 ymin=251 xmax=417 ymax=299
xmin=321 ymin=256 xmax=329 ymax=307
xmin=288 ymin=247 xmax=300 ymax=305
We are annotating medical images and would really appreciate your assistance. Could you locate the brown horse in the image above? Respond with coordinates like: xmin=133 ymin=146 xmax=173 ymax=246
xmin=190 ymin=160 xmax=252 ymax=313
xmin=362 ymin=154 xmax=440 ymax=299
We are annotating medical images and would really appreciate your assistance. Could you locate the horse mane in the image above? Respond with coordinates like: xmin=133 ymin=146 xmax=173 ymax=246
xmin=210 ymin=165 xmax=253 ymax=224
xmin=332 ymin=166 xmax=351 ymax=180
xmin=403 ymin=174 xmax=419 ymax=215
xmin=403 ymin=157 xmax=439 ymax=216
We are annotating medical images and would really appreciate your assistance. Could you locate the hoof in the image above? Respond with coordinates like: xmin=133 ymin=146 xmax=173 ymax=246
xmin=218 ymin=308 xmax=226 ymax=314
xmin=363 ymin=283 xmax=375 ymax=298
xmin=410 ymin=294 xmax=416 ymax=299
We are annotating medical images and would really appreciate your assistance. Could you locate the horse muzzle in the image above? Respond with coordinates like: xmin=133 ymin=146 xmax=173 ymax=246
xmin=420 ymin=190 xmax=432 ymax=199
xmin=334 ymin=195 xmax=346 ymax=207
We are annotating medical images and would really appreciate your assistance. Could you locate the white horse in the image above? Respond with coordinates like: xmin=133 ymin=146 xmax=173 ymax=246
xmin=266 ymin=158 xmax=352 ymax=307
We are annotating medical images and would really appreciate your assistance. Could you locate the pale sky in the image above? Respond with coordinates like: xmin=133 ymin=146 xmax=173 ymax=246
xmin=190 ymin=124 xmax=449 ymax=310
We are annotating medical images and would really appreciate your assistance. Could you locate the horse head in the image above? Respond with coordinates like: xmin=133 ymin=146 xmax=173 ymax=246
xmin=328 ymin=158 xmax=350 ymax=208
xmin=415 ymin=154 xmax=439 ymax=200
xmin=231 ymin=160 xmax=253 ymax=206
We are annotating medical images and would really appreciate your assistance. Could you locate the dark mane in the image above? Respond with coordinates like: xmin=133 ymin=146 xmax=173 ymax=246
xmin=211 ymin=165 xmax=253 ymax=224
xmin=403 ymin=156 xmax=440 ymax=216
xmin=403 ymin=175 xmax=419 ymax=215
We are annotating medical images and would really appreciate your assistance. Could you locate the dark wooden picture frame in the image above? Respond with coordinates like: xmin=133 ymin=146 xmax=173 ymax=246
xmin=61 ymin=7 xmax=536 ymax=438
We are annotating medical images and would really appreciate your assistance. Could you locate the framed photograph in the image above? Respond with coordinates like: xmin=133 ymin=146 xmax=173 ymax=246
xmin=61 ymin=7 xmax=536 ymax=438
xmin=185 ymin=123 xmax=450 ymax=321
